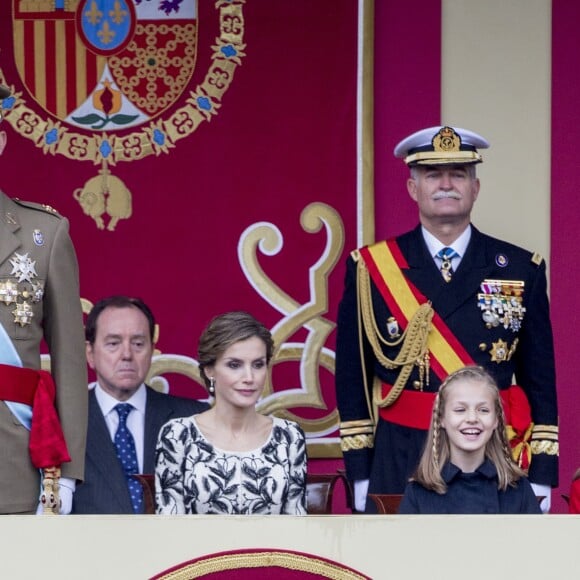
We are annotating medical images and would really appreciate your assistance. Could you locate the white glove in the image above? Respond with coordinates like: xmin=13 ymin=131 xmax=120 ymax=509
xmin=58 ymin=477 xmax=76 ymax=515
xmin=530 ymin=482 xmax=551 ymax=513
xmin=354 ymin=479 xmax=369 ymax=512
xmin=36 ymin=477 xmax=76 ymax=515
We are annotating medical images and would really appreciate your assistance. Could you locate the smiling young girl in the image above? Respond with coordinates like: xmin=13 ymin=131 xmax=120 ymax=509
xmin=398 ymin=366 xmax=541 ymax=514
xmin=155 ymin=311 xmax=307 ymax=515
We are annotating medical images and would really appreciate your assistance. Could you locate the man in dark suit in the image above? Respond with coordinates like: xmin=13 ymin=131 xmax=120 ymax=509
xmin=73 ymin=295 xmax=208 ymax=514
xmin=336 ymin=126 xmax=558 ymax=512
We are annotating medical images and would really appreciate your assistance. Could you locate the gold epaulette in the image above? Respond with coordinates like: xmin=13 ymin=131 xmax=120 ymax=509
xmin=530 ymin=424 xmax=559 ymax=456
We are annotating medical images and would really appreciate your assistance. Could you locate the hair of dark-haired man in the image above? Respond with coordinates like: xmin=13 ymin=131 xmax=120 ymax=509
xmin=85 ymin=296 xmax=155 ymax=345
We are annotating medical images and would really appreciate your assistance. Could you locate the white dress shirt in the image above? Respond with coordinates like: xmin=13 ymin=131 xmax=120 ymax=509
xmin=94 ymin=383 xmax=147 ymax=473
xmin=422 ymin=224 xmax=472 ymax=273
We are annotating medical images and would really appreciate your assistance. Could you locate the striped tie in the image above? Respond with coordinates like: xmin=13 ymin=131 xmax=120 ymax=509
xmin=437 ymin=247 xmax=459 ymax=282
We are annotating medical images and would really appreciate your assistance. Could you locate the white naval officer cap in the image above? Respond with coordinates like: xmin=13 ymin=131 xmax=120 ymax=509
xmin=394 ymin=125 xmax=490 ymax=166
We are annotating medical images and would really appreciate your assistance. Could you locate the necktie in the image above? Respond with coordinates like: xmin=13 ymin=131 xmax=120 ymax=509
xmin=437 ymin=247 xmax=459 ymax=282
xmin=114 ymin=403 xmax=143 ymax=513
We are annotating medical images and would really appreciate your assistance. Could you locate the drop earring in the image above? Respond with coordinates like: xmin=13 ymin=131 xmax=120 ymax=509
xmin=208 ymin=377 xmax=216 ymax=395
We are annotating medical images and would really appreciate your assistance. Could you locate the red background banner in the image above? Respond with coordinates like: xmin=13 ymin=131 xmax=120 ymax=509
xmin=0 ymin=0 xmax=358 ymax=446
xmin=0 ymin=1 xmax=576 ymax=514
xmin=551 ymin=0 xmax=580 ymax=513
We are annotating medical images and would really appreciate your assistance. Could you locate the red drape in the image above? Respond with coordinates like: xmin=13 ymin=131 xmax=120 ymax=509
xmin=551 ymin=0 xmax=580 ymax=513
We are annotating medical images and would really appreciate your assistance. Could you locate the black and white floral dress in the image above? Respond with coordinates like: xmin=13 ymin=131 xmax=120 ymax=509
xmin=155 ymin=416 xmax=307 ymax=515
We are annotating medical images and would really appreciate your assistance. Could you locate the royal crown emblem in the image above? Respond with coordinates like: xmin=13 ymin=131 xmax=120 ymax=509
xmin=432 ymin=126 xmax=461 ymax=152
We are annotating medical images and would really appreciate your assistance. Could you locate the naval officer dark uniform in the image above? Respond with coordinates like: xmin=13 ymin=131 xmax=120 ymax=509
xmin=335 ymin=126 xmax=558 ymax=511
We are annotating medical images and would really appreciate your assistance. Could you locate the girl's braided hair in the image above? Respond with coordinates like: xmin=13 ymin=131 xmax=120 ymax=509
xmin=411 ymin=366 xmax=525 ymax=493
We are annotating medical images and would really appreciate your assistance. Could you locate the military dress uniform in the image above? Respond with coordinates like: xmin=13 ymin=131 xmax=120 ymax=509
xmin=335 ymin=126 xmax=558 ymax=506
xmin=0 ymin=191 xmax=87 ymax=513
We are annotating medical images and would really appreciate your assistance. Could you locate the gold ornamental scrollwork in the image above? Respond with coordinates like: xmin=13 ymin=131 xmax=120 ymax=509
xmin=55 ymin=203 xmax=344 ymax=457
xmin=237 ymin=202 xmax=344 ymax=441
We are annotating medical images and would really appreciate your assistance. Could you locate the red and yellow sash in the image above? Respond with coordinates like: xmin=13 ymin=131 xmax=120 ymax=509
xmin=359 ymin=240 xmax=532 ymax=466
xmin=360 ymin=239 xmax=475 ymax=380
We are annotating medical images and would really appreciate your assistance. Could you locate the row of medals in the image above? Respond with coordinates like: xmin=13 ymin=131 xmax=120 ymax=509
xmin=386 ymin=278 xmax=526 ymax=337
xmin=478 ymin=279 xmax=525 ymax=364
xmin=0 ymin=253 xmax=44 ymax=326
xmin=478 ymin=279 xmax=525 ymax=332
xmin=387 ymin=278 xmax=527 ymax=387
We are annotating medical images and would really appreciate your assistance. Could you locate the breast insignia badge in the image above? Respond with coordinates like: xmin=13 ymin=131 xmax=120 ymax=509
xmin=9 ymin=253 xmax=37 ymax=283
xmin=3 ymin=252 xmax=44 ymax=327
xmin=13 ymin=301 xmax=34 ymax=327
xmin=489 ymin=338 xmax=519 ymax=364
xmin=386 ymin=317 xmax=400 ymax=339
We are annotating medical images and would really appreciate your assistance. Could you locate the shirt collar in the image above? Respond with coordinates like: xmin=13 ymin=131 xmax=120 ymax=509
xmin=95 ymin=382 xmax=147 ymax=417
xmin=441 ymin=458 xmax=498 ymax=483
xmin=422 ymin=224 xmax=472 ymax=259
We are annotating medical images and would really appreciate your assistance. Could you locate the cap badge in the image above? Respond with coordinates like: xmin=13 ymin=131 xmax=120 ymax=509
xmin=432 ymin=126 xmax=461 ymax=153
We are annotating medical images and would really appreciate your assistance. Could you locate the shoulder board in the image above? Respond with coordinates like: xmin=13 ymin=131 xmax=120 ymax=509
xmin=13 ymin=199 xmax=62 ymax=217
xmin=531 ymin=252 xmax=543 ymax=266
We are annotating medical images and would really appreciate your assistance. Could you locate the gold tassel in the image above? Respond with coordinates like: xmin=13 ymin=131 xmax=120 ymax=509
xmin=40 ymin=466 xmax=61 ymax=515
xmin=356 ymin=261 xmax=433 ymax=408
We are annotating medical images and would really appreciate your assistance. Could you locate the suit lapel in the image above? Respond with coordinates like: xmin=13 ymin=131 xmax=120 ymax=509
xmin=0 ymin=193 xmax=22 ymax=265
xmin=86 ymin=391 xmax=133 ymax=507
xmin=401 ymin=226 xmax=444 ymax=292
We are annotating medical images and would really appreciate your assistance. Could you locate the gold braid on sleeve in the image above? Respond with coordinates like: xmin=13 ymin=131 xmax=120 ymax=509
xmin=530 ymin=424 xmax=559 ymax=456
xmin=356 ymin=259 xmax=434 ymax=409
xmin=340 ymin=419 xmax=375 ymax=452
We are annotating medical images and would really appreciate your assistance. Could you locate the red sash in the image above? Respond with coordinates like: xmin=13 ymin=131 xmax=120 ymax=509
xmin=378 ymin=382 xmax=532 ymax=468
xmin=0 ymin=364 xmax=70 ymax=469
xmin=378 ymin=387 xmax=436 ymax=430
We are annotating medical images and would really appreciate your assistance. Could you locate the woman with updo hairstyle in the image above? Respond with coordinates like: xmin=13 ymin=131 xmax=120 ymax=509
xmin=398 ymin=366 xmax=541 ymax=514
xmin=155 ymin=311 xmax=307 ymax=514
